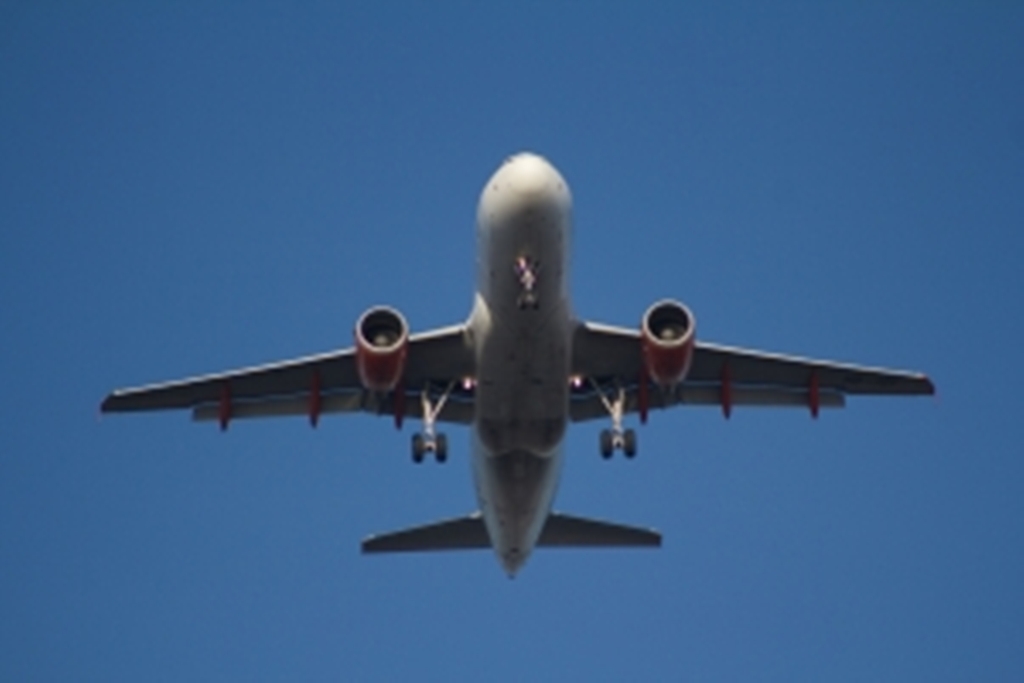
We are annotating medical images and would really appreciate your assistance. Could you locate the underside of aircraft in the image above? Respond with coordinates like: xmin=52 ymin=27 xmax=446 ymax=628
xmin=102 ymin=152 xmax=933 ymax=575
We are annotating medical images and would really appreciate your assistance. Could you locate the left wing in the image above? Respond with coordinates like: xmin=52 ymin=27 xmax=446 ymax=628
xmin=101 ymin=324 xmax=476 ymax=425
xmin=570 ymin=320 xmax=934 ymax=421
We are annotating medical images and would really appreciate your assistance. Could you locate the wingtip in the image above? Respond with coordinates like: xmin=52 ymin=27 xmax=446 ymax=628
xmin=99 ymin=392 xmax=123 ymax=414
xmin=359 ymin=537 xmax=378 ymax=554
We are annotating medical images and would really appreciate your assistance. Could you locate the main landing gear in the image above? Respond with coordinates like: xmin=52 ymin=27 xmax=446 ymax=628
xmin=411 ymin=381 xmax=455 ymax=464
xmin=592 ymin=381 xmax=638 ymax=459
xmin=514 ymin=256 xmax=540 ymax=310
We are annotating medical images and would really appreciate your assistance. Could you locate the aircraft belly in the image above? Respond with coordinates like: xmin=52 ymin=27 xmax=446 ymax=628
xmin=471 ymin=158 xmax=573 ymax=574
xmin=472 ymin=435 xmax=564 ymax=575
xmin=475 ymin=314 xmax=569 ymax=455
xmin=474 ymin=222 xmax=570 ymax=455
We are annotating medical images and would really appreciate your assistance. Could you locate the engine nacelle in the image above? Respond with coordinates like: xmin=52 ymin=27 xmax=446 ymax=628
xmin=641 ymin=299 xmax=696 ymax=386
xmin=354 ymin=306 xmax=410 ymax=392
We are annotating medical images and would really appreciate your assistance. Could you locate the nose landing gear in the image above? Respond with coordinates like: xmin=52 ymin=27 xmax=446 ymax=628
xmin=411 ymin=381 xmax=455 ymax=464
xmin=592 ymin=381 xmax=638 ymax=459
xmin=514 ymin=256 xmax=540 ymax=310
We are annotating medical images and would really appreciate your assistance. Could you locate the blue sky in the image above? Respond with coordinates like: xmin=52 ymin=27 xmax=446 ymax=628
xmin=2 ymin=3 xmax=1022 ymax=681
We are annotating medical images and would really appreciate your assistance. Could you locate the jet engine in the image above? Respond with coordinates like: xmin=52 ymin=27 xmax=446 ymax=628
xmin=640 ymin=299 xmax=696 ymax=386
xmin=355 ymin=306 xmax=409 ymax=392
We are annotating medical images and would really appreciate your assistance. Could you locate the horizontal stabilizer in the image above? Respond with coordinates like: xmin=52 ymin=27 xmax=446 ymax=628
xmin=538 ymin=512 xmax=661 ymax=548
xmin=362 ymin=511 xmax=661 ymax=553
xmin=362 ymin=513 xmax=489 ymax=553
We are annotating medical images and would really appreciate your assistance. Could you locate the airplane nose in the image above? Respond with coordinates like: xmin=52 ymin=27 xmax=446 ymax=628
xmin=478 ymin=152 xmax=572 ymax=226
xmin=500 ymin=153 xmax=563 ymax=199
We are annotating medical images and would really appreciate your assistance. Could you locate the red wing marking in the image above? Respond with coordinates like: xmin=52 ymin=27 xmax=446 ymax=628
xmin=309 ymin=371 xmax=322 ymax=428
xmin=393 ymin=382 xmax=405 ymax=431
xmin=219 ymin=382 xmax=231 ymax=431
xmin=809 ymin=369 xmax=820 ymax=419
xmin=638 ymin=367 xmax=650 ymax=425
xmin=721 ymin=362 xmax=732 ymax=419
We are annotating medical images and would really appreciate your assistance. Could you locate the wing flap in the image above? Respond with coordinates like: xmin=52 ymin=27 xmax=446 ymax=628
xmin=192 ymin=391 xmax=474 ymax=425
xmin=571 ymin=385 xmax=844 ymax=422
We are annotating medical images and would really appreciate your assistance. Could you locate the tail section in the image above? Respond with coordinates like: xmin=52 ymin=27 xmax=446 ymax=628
xmin=538 ymin=512 xmax=661 ymax=548
xmin=361 ymin=511 xmax=660 ymax=553
xmin=362 ymin=513 xmax=489 ymax=552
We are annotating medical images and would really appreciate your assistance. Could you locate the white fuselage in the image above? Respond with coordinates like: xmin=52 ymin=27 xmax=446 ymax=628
xmin=468 ymin=153 xmax=574 ymax=575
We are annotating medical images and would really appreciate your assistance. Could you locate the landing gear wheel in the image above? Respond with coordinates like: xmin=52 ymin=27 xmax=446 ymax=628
xmin=599 ymin=429 xmax=614 ymax=459
xmin=623 ymin=429 xmax=637 ymax=458
xmin=411 ymin=434 xmax=425 ymax=464
xmin=435 ymin=433 xmax=448 ymax=463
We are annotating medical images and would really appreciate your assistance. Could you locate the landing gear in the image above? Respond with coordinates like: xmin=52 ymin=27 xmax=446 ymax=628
xmin=592 ymin=381 xmax=639 ymax=459
xmin=411 ymin=433 xmax=426 ymax=464
xmin=410 ymin=381 xmax=455 ymax=464
xmin=622 ymin=428 xmax=637 ymax=459
xmin=598 ymin=426 xmax=638 ymax=459
xmin=514 ymin=256 xmax=540 ymax=310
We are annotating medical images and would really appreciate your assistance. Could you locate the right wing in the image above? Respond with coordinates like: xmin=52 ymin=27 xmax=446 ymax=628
xmin=571 ymin=320 xmax=934 ymax=421
xmin=101 ymin=324 xmax=476 ymax=425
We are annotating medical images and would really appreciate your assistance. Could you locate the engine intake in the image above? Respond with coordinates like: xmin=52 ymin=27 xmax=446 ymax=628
xmin=355 ymin=306 xmax=410 ymax=392
xmin=641 ymin=299 xmax=696 ymax=386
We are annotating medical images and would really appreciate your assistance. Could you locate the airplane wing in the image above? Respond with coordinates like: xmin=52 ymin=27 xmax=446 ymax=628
xmin=101 ymin=324 xmax=476 ymax=425
xmin=570 ymin=320 xmax=934 ymax=421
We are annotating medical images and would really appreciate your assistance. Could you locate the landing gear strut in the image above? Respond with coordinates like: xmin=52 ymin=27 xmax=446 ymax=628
xmin=411 ymin=381 xmax=455 ymax=464
xmin=514 ymin=256 xmax=540 ymax=310
xmin=592 ymin=381 xmax=638 ymax=459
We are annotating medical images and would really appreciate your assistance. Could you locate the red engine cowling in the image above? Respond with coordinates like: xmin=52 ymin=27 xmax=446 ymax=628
xmin=354 ymin=306 xmax=409 ymax=392
xmin=641 ymin=299 xmax=696 ymax=386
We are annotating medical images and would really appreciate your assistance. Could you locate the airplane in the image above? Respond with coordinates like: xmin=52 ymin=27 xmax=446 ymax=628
xmin=101 ymin=152 xmax=935 ymax=576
